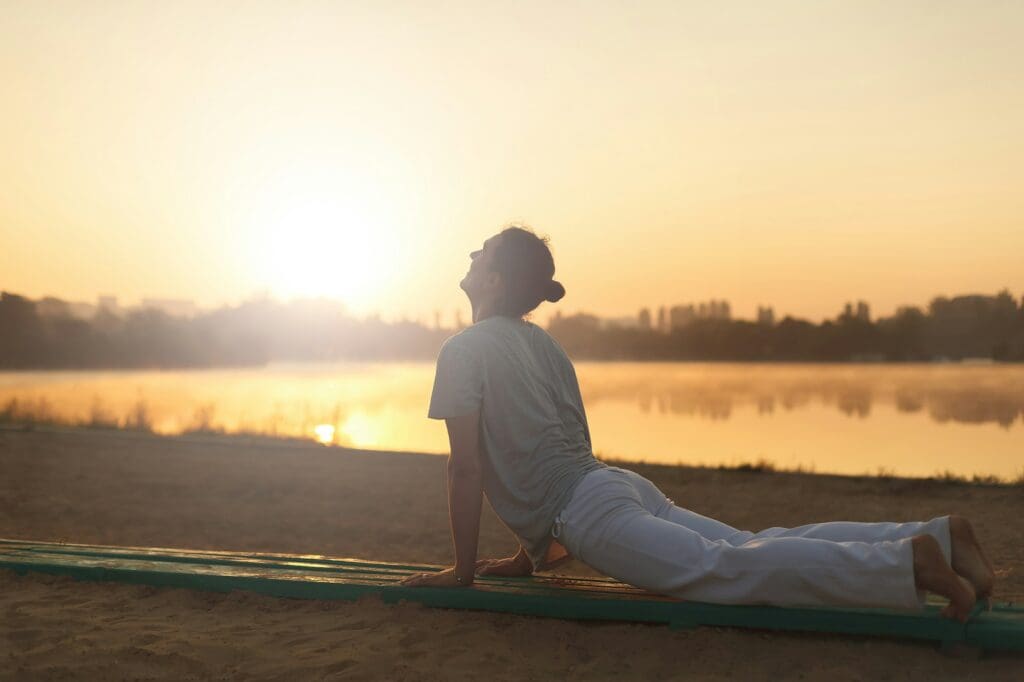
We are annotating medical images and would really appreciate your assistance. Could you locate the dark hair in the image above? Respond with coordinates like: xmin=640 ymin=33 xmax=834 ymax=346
xmin=490 ymin=226 xmax=565 ymax=318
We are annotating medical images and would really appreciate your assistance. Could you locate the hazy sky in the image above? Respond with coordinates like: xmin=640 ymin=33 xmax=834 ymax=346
xmin=2 ymin=1 xmax=1022 ymax=326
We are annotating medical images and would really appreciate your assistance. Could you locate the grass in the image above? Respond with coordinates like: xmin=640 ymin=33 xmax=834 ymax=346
xmin=715 ymin=458 xmax=823 ymax=475
xmin=0 ymin=397 xmax=59 ymax=429
xmin=123 ymin=399 xmax=153 ymax=432
xmin=728 ymin=458 xmax=777 ymax=473
xmin=87 ymin=397 xmax=119 ymax=430
xmin=874 ymin=466 xmax=896 ymax=480
xmin=181 ymin=403 xmax=224 ymax=436
xmin=0 ymin=395 xmax=152 ymax=433
xmin=929 ymin=469 xmax=1008 ymax=486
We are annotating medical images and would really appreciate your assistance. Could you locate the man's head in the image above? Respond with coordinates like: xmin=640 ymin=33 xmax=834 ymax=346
xmin=460 ymin=226 xmax=565 ymax=320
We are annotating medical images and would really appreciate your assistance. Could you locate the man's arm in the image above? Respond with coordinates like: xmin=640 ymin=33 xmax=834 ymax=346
xmin=445 ymin=411 xmax=484 ymax=584
xmin=399 ymin=410 xmax=484 ymax=588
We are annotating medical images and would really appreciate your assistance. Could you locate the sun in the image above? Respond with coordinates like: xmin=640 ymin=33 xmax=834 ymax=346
xmin=248 ymin=172 xmax=403 ymax=310
xmin=263 ymin=199 xmax=379 ymax=300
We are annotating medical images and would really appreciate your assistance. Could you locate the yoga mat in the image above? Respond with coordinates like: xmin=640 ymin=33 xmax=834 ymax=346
xmin=1 ymin=539 xmax=1020 ymax=652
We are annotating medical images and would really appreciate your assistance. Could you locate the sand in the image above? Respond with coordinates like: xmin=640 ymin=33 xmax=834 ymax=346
xmin=1 ymin=426 xmax=1022 ymax=680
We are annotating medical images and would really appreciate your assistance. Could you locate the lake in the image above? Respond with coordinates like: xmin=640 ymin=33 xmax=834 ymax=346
xmin=1 ymin=363 xmax=1021 ymax=481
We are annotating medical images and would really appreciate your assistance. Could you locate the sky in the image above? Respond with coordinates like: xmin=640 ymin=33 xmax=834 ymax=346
xmin=2 ymin=1 xmax=1022 ymax=326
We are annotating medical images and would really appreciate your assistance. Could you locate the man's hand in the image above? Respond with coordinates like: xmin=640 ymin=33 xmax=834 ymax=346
xmin=399 ymin=567 xmax=474 ymax=588
xmin=475 ymin=552 xmax=533 ymax=577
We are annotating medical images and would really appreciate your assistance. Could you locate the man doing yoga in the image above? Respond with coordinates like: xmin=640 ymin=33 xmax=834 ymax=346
xmin=400 ymin=226 xmax=996 ymax=622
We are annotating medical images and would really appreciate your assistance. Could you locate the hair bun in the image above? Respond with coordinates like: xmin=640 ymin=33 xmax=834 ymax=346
xmin=545 ymin=279 xmax=565 ymax=303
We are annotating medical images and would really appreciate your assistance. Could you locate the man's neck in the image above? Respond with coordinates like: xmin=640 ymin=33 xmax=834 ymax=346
xmin=472 ymin=299 xmax=500 ymax=324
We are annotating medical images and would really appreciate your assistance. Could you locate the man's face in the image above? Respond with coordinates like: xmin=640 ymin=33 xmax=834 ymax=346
xmin=460 ymin=234 xmax=502 ymax=297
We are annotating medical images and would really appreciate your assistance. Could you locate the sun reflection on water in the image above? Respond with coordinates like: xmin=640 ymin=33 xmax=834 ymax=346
xmin=313 ymin=424 xmax=336 ymax=445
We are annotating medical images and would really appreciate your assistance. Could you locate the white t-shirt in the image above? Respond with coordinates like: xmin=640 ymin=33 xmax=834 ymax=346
xmin=427 ymin=314 xmax=607 ymax=570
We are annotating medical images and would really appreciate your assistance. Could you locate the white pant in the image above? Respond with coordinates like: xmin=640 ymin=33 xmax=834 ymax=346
xmin=551 ymin=466 xmax=953 ymax=610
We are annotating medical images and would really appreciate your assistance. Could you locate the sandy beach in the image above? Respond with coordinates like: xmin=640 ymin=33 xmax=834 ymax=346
xmin=1 ymin=426 xmax=1022 ymax=680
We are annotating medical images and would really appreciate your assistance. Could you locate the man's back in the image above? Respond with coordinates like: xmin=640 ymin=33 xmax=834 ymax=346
xmin=427 ymin=314 xmax=606 ymax=570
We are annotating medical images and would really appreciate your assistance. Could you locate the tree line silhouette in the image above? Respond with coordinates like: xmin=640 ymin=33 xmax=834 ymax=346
xmin=0 ymin=293 xmax=448 ymax=369
xmin=1 ymin=289 xmax=1022 ymax=369
xmin=548 ymin=291 xmax=1024 ymax=362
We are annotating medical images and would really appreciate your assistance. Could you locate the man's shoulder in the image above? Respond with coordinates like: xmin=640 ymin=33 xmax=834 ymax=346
xmin=438 ymin=323 xmax=493 ymax=357
xmin=528 ymin=323 xmax=572 ymax=364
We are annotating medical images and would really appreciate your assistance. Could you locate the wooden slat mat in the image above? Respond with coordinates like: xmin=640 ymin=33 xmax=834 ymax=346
xmin=1 ymin=539 xmax=1020 ymax=652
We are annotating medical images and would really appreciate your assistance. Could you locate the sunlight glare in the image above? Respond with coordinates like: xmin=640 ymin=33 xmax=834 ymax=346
xmin=250 ymin=171 xmax=405 ymax=311
xmin=313 ymin=423 xmax=336 ymax=445
xmin=339 ymin=411 xmax=378 ymax=448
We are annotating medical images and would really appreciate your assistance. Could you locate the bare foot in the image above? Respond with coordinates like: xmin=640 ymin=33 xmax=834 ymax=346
xmin=948 ymin=515 xmax=995 ymax=600
xmin=912 ymin=534 xmax=976 ymax=622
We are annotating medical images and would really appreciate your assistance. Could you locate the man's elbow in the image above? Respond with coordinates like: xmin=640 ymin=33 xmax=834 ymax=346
xmin=447 ymin=453 xmax=481 ymax=479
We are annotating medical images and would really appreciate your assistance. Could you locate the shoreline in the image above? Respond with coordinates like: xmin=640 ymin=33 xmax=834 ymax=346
xmin=2 ymin=421 xmax=1022 ymax=488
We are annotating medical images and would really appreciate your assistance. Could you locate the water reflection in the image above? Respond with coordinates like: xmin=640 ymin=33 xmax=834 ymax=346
xmin=0 ymin=363 xmax=443 ymax=452
xmin=0 ymin=363 xmax=1021 ymax=479
xmin=578 ymin=364 xmax=1024 ymax=428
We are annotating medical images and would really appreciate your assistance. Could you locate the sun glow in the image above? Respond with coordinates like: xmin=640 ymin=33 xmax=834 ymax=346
xmin=248 ymin=170 xmax=405 ymax=312
xmin=339 ymin=411 xmax=378 ymax=448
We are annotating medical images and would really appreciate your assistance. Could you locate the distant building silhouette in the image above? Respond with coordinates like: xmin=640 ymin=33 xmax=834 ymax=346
xmin=660 ymin=299 xmax=732 ymax=330
xmin=841 ymin=300 xmax=870 ymax=323
xmin=601 ymin=315 xmax=640 ymax=330
xmin=757 ymin=306 xmax=775 ymax=326
xmin=656 ymin=306 xmax=668 ymax=333
xmin=669 ymin=304 xmax=696 ymax=330
xmin=36 ymin=297 xmax=72 ymax=318
xmin=856 ymin=301 xmax=870 ymax=322
xmin=98 ymin=296 xmax=119 ymax=314
xmin=638 ymin=307 xmax=652 ymax=330
xmin=140 ymin=298 xmax=196 ymax=318
xmin=692 ymin=300 xmax=730 ymax=321
xmin=37 ymin=296 xmax=97 ymax=319
xmin=708 ymin=300 xmax=731 ymax=320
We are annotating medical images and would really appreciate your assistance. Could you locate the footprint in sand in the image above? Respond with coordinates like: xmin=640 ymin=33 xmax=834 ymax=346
xmin=325 ymin=660 xmax=357 ymax=674
xmin=131 ymin=633 xmax=161 ymax=646
xmin=284 ymin=635 xmax=315 ymax=647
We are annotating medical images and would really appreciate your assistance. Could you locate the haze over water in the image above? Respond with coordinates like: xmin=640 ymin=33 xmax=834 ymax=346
xmin=2 ymin=363 xmax=1021 ymax=481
